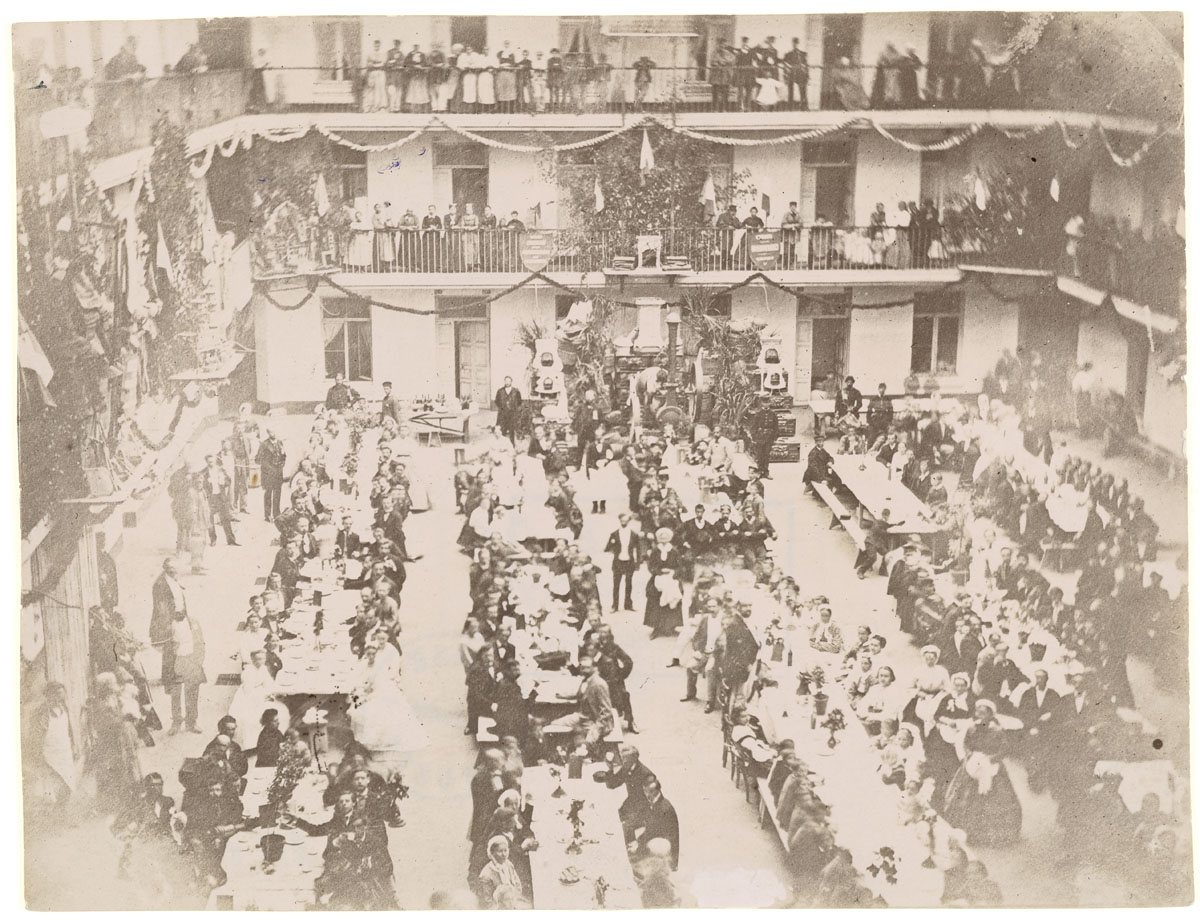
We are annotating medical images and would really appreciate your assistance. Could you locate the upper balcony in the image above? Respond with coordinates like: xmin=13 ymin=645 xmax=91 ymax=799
xmin=16 ymin=58 xmax=1172 ymax=178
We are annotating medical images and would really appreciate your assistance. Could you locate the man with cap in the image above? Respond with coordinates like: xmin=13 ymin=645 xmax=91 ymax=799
xmin=379 ymin=381 xmax=401 ymax=426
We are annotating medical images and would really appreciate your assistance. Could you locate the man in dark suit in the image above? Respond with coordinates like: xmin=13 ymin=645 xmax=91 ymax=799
xmin=335 ymin=513 xmax=364 ymax=559
xmin=271 ymin=541 xmax=306 ymax=608
xmin=605 ymin=513 xmax=641 ymax=612
xmin=493 ymin=376 xmax=523 ymax=443
xmin=783 ymin=36 xmax=808 ymax=109
xmin=1015 ymin=668 xmax=1060 ymax=728
xmin=683 ymin=600 xmax=724 ymax=710
xmin=204 ymin=716 xmax=250 ymax=787
xmin=745 ymin=399 xmax=780 ymax=479
xmin=720 ymin=610 xmax=761 ymax=708
xmin=605 ymin=743 xmax=654 ymax=823
xmin=151 ymin=571 xmax=207 ymax=735
xmin=572 ymin=389 xmax=602 ymax=471
xmin=256 ymin=429 xmax=287 ymax=522
xmin=940 ymin=617 xmax=983 ymax=679
xmin=865 ymin=383 xmax=893 ymax=446
xmin=624 ymin=776 xmax=680 ymax=870
xmin=325 ymin=372 xmax=356 ymax=411
xmin=379 ymin=381 xmax=401 ymax=426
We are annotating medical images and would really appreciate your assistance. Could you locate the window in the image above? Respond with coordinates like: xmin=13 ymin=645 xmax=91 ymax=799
xmin=313 ymin=18 xmax=361 ymax=79
xmin=433 ymin=143 xmax=487 ymax=168
xmin=702 ymin=294 xmax=732 ymax=317
xmin=332 ymin=146 xmax=367 ymax=206
xmin=323 ymin=298 xmax=372 ymax=381
xmin=910 ymin=290 xmax=962 ymax=375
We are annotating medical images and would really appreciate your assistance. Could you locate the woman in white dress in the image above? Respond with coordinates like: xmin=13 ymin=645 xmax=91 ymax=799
xmin=906 ymin=645 xmax=952 ymax=731
xmin=350 ymin=639 xmax=431 ymax=758
xmin=228 ymin=650 xmax=291 ymax=748
xmin=460 ymin=48 xmax=479 ymax=109
xmin=477 ymin=48 xmax=496 ymax=109
xmin=347 ymin=211 xmax=373 ymax=270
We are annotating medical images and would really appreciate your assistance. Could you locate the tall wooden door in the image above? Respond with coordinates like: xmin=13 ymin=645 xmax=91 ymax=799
xmin=811 ymin=316 xmax=848 ymax=391
xmin=456 ymin=320 xmax=491 ymax=405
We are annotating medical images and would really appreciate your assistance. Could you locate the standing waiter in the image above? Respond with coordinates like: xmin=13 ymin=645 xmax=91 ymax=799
xmin=744 ymin=398 xmax=780 ymax=479
xmin=493 ymin=376 xmax=523 ymax=443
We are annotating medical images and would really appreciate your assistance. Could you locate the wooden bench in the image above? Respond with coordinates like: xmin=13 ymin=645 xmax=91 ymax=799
xmin=755 ymin=776 xmax=791 ymax=852
xmin=811 ymin=481 xmax=868 ymax=550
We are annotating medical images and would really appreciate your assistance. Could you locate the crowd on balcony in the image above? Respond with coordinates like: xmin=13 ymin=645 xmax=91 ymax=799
xmin=1064 ymin=212 xmax=1185 ymax=315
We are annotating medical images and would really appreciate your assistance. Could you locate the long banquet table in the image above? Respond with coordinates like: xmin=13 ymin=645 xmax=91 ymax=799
xmin=521 ymin=763 xmax=641 ymax=909
xmin=830 ymin=452 xmax=940 ymax=536
xmin=209 ymin=770 xmax=331 ymax=910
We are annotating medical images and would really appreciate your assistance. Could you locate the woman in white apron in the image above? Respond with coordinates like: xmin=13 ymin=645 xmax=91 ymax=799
xmin=477 ymin=49 xmax=497 ymax=110
xmin=460 ymin=48 xmax=480 ymax=110
xmin=346 ymin=211 xmax=373 ymax=270
xmin=227 ymin=650 xmax=291 ymax=748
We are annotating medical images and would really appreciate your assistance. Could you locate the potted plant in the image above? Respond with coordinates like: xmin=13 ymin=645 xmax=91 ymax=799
xmin=810 ymin=666 xmax=829 ymax=716
xmin=566 ymin=799 xmax=586 ymax=855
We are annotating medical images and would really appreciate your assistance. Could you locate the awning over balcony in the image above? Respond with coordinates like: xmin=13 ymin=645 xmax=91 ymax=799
xmin=1057 ymin=276 xmax=1179 ymax=335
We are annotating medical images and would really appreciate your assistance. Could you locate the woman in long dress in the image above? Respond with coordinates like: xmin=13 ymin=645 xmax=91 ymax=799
xmin=87 ymin=673 xmax=142 ymax=814
xmin=460 ymin=48 xmax=479 ymax=111
xmin=923 ymin=672 xmax=976 ymax=808
xmin=32 ymin=682 xmax=77 ymax=814
xmin=350 ymin=640 xmax=431 ymax=759
xmin=347 ymin=211 xmax=373 ymax=270
xmin=941 ymin=700 xmax=1022 ymax=846
xmin=905 ymin=644 xmax=952 ymax=731
xmin=643 ymin=528 xmax=684 ymax=638
xmin=371 ymin=204 xmax=395 ymax=270
xmin=365 ymin=45 xmax=387 ymax=112
xmin=227 ymin=650 xmax=291 ymax=748
xmin=460 ymin=203 xmax=481 ymax=270
xmin=495 ymin=48 xmax=518 ymax=112
xmin=477 ymin=49 xmax=496 ymax=111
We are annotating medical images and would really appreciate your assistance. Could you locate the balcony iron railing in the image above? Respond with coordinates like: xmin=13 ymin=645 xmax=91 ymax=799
xmin=252 ymin=224 xmax=984 ymax=277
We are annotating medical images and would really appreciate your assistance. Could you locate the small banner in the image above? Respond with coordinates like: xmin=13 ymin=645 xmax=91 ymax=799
xmin=520 ymin=231 xmax=556 ymax=272
xmin=748 ymin=230 xmax=782 ymax=270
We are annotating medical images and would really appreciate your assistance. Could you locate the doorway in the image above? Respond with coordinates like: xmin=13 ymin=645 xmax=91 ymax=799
xmin=435 ymin=297 xmax=491 ymax=405
xmin=811 ymin=316 xmax=849 ymax=392
xmin=452 ymin=168 xmax=489 ymax=218
xmin=451 ymin=16 xmax=487 ymax=53
xmin=821 ymin=14 xmax=863 ymax=107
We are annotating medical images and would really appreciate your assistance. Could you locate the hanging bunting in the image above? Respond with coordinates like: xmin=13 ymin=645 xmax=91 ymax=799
xmin=182 ymin=111 xmax=1175 ymax=182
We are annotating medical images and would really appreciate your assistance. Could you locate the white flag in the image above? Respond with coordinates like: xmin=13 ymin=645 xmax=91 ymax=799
xmin=315 ymin=171 xmax=330 ymax=217
xmin=974 ymin=176 xmax=988 ymax=211
xmin=594 ymin=175 xmax=605 ymax=213
xmin=155 ymin=221 xmax=174 ymax=280
xmin=699 ymin=171 xmax=716 ymax=221
xmin=639 ymin=129 xmax=655 ymax=174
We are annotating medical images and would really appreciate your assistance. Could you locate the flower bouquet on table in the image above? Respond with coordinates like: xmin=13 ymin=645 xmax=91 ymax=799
xmin=822 ymin=708 xmax=847 ymax=749
xmin=265 ymin=740 xmax=312 ymax=823
xmin=566 ymin=798 xmax=586 ymax=855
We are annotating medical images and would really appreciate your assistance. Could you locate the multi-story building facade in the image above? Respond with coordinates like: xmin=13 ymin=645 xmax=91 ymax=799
xmin=12 ymin=12 xmax=1186 ymax=721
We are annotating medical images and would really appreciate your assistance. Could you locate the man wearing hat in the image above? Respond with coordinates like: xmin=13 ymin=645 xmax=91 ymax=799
xmin=379 ymin=381 xmax=401 ymax=426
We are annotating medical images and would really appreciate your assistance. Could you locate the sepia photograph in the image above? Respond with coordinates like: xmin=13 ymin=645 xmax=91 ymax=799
xmin=11 ymin=5 xmax=1192 ymax=910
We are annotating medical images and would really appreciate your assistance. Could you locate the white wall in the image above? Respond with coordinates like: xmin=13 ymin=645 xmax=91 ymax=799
xmin=488 ymin=146 xmax=559 ymax=227
xmin=1077 ymin=308 xmax=1128 ymax=396
xmin=854 ymin=131 xmax=921 ymax=226
xmin=365 ymin=290 xmax=439 ymax=396
xmin=15 ymin=20 xmax=197 ymax=80
xmin=361 ymin=16 xmax=435 ymax=51
xmin=733 ymin=15 xmax=816 ymax=47
xmin=733 ymin=146 xmax=803 ymax=222
xmin=254 ymin=286 xmax=325 ymax=405
xmin=846 ymin=289 xmax=914 ymax=392
xmin=250 ymin=17 xmax=321 ymax=104
xmin=489 ymin=288 xmax=556 ymax=396
xmin=958 ymin=284 xmax=1020 ymax=390
xmin=366 ymin=143 xmax=436 ymax=215
xmin=1142 ymin=353 xmax=1186 ymax=456
xmin=487 ymin=17 xmax=559 ymax=57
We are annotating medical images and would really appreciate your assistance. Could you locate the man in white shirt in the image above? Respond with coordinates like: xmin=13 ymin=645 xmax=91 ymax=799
xmin=605 ymin=513 xmax=641 ymax=612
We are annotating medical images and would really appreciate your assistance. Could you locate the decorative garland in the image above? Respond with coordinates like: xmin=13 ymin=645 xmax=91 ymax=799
xmin=128 ymin=388 xmax=206 ymax=451
xmin=185 ymin=112 xmax=1174 ymax=179
xmin=258 ymin=268 xmax=923 ymax=321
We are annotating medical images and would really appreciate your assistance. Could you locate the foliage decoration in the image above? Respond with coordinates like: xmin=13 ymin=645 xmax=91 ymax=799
xmin=680 ymin=287 xmax=764 ymax=430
